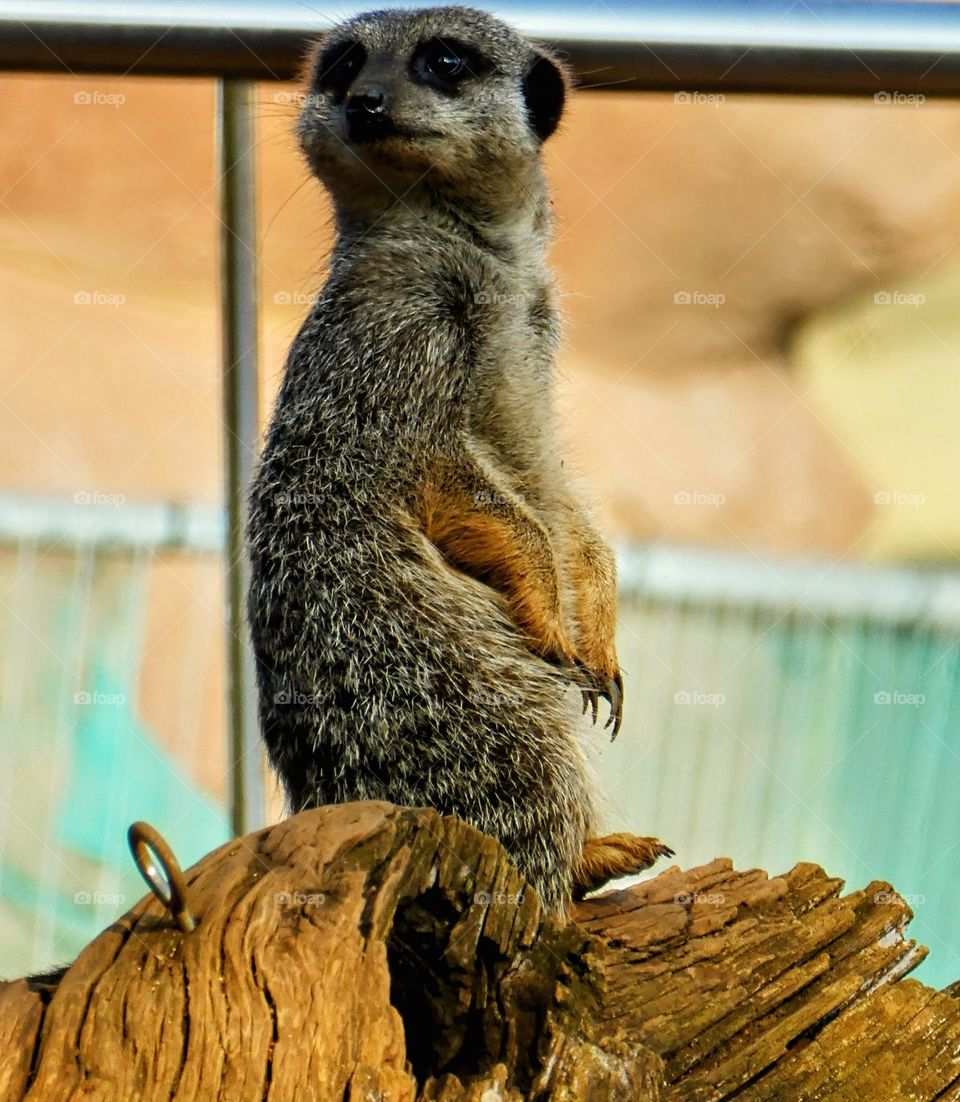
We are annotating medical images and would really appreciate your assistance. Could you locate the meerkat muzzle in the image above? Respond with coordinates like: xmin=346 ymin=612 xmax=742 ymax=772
xmin=345 ymin=88 xmax=395 ymax=143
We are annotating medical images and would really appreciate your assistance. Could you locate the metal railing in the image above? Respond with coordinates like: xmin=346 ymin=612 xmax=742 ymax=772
xmin=3 ymin=0 xmax=960 ymax=836
xmin=4 ymin=1 xmax=960 ymax=92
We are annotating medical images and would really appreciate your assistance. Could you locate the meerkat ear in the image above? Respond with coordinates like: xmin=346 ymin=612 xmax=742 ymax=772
xmin=301 ymin=35 xmax=326 ymax=87
xmin=522 ymin=51 xmax=568 ymax=142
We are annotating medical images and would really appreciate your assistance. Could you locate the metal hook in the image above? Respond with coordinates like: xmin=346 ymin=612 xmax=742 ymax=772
xmin=128 ymin=821 xmax=197 ymax=933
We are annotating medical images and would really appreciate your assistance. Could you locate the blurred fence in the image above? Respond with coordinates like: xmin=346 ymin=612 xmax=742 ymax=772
xmin=0 ymin=494 xmax=229 ymax=976
xmin=606 ymin=545 xmax=960 ymax=989
xmin=3 ymin=496 xmax=958 ymax=985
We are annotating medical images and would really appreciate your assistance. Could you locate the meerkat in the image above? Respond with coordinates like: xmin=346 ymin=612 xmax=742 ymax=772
xmin=247 ymin=5 xmax=671 ymax=914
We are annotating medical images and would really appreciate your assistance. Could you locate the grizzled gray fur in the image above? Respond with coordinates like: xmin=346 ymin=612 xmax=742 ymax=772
xmin=248 ymin=6 xmax=617 ymax=913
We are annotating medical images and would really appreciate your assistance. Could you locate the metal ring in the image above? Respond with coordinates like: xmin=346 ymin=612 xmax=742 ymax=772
xmin=127 ymin=821 xmax=197 ymax=933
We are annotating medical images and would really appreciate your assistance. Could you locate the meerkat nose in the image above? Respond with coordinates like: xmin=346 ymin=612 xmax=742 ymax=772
xmin=345 ymin=88 xmax=392 ymax=142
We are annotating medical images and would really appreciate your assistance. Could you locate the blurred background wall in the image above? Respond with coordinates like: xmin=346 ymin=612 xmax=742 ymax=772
xmin=2 ymin=71 xmax=960 ymax=982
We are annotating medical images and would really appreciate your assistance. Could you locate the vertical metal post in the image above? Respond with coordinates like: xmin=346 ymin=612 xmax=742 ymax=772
xmin=217 ymin=77 xmax=264 ymax=836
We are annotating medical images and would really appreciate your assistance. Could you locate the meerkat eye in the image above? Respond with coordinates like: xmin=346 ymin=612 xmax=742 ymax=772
xmin=413 ymin=38 xmax=481 ymax=89
xmin=423 ymin=41 xmax=466 ymax=79
xmin=316 ymin=40 xmax=366 ymax=98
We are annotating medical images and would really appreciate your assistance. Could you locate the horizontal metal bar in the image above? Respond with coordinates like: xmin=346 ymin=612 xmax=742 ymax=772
xmin=1 ymin=493 xmax=956 ymax=628
xmin=2 ymin=0 xmax=960 ymax=94
xmin=617 ymin=544 xmax=960 ymax=630
xmin=0 ymin=494 xmax=224 ymax=552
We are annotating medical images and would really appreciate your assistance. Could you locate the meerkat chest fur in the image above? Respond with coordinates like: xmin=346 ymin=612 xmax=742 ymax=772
xmin=462 ymin=217 xmax=563 ymax=485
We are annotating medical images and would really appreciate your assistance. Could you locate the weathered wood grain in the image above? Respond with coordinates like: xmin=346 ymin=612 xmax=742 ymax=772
xmin=0 ymin=802 xmax=956 ymax=1100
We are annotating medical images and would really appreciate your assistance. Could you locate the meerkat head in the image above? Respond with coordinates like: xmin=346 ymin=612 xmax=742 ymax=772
xmin=297 ymin=6 xmax=568 ymax=218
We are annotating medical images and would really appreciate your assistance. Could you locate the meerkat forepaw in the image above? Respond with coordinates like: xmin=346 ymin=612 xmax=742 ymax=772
xmin=572 ymin=832 xmax=675 ymax=900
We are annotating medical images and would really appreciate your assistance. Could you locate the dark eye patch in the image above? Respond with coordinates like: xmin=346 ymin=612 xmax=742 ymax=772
xmin=411 ymin=37 xmax=489 ymax=93
xmin=315 ymin=39 xmax=367 ymax=102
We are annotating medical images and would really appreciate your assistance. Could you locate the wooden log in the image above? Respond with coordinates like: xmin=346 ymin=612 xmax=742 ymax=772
xmin=0 ymin=802 xmax=956 ymax=1100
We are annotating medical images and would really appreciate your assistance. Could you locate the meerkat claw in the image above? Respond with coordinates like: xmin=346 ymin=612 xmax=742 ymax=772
xmin=604 ymin=671 xmax=623 ymax=739
xmin=572 ymin=660 xmax=600 ymax=723
xmin=557 ymin=657 xmax=597 ymax=726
